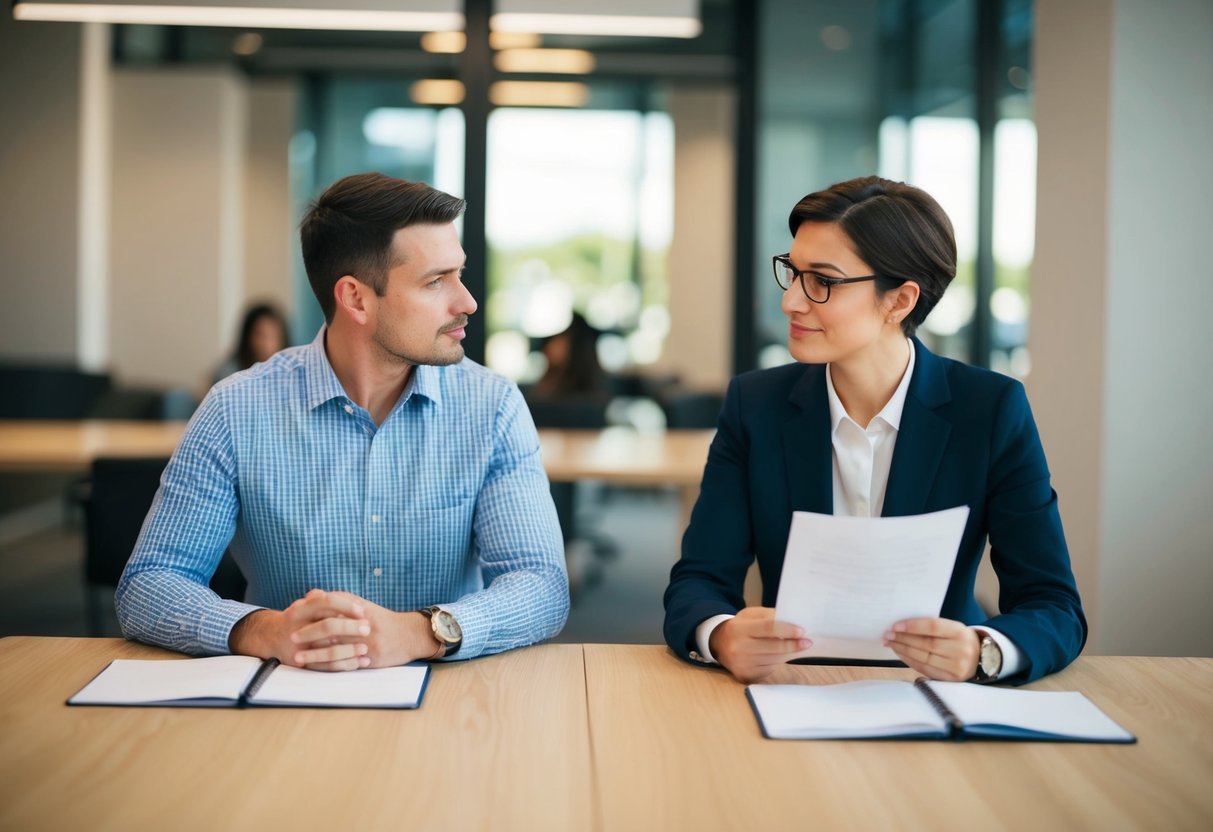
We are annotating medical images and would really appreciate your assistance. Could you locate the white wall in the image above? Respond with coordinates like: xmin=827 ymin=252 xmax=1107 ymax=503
xmin=0 ymin=22 xmax=297 ymax=387
xmin=1099 ymin=0 xmax=1213 ymax=655
xmin=1033 ymin=0 xmax=1213 ymax=657
xmin=660 ymin=86 xmax=736 ymax=391
xmin=109 ymin=67 xmax=246 ymax=389
xmin=242 ymin=80 xmax=297 ymax=327
xmin=107 ymin=69 xmax=298 ymax=389
xmin=0 ymin=16 xmax=81 ymax=363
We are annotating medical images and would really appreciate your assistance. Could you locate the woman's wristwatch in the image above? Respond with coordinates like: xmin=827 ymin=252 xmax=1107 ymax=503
xmin=972 ymin=628 xmax=1003 ymax=683
xmin=419 ymin=606 xmax=462 ymax=658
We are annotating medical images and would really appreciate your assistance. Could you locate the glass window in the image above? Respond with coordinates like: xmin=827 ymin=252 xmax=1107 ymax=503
xmin=483 ymin=108 xmax=674 ymax=382
xmin=991 ymin=0 xmax=1035 ymax=377
xmin=753 ymin=0 xmax=1035 ymax=372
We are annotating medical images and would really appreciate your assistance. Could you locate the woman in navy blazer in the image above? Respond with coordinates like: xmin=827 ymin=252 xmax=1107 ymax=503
xmin=664 ymin=177 xmax=1085 ymax=685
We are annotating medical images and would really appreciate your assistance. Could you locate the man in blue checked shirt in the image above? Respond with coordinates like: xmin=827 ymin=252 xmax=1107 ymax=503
xmin=116 ymin=173 xmax=569 ymax=670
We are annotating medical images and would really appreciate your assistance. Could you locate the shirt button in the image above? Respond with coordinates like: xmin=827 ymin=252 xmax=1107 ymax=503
xmin=372 ymin=567 xmax=383 ymax=577
xmin=371 ymin=514 xmax=381 ymax=524
xmin=689 ymin=650 xmax=701 ymax=661
xmin=343 ymin=404 xmax=354 ymax=414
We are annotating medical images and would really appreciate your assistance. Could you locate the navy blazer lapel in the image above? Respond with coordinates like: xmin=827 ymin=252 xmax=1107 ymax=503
xmin=883 ymin=339 xmax=953 ymax=517
xmin=782 ymin=364 xmax=834 ymax=515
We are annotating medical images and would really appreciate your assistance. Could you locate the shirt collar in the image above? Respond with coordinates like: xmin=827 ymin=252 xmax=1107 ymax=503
xmin=303 ymin=325 xmax=444 ymax=413
xmin=303 ymin=326 xmax=349 ymax=411
xmin=825 ymin=338 xmax=916 ymax=433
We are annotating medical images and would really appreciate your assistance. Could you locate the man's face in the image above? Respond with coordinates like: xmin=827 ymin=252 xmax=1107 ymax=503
xmin=369 ymin=223 xmax=476 ymax=367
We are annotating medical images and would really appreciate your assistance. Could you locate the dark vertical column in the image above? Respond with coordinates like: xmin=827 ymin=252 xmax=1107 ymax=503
xmin=973 ymin=0 xmax=1002 ymax=368
xmin=460 ymin=0 xmax=492 ymax=365
xmin=731 ymin=0 xmax=759 ymax=376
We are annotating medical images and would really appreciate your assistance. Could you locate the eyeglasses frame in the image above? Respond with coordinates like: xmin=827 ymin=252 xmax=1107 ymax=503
xmin=772 ymin=253 xmax=905 ymax=304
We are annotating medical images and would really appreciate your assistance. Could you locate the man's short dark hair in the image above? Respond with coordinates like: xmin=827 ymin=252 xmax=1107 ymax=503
xmin=787 ymin=176 xmax=956 ymax=336
xmin=300 ymin=173 xmax=466 ymax=323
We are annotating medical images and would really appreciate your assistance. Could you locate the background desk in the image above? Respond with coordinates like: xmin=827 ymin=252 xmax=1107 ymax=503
xmin=0 ymin=421 xmax=187 ymax=473
xmin=0 ymin=420 xmax=712 ymax=490
xmin=2 ymin=638 xmax=1211 ymax=831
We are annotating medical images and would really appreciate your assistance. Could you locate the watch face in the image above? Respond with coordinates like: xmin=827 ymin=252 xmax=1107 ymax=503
xmin=433 ymin=610 xmax=462 ymax=642
xmin=980 ymin=637 xmax=1002 ymax=675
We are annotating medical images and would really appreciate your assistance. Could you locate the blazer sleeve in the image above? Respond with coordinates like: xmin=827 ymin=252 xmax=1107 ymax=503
xmin=980 ymin=380 xmax=1087 ymax=682
xmin=663 ymin=376 xmax=755 ymax=660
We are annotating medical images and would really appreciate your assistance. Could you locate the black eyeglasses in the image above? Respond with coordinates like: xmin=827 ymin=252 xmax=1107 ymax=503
xmin=772 ymin=253 xmax=900 ymax=304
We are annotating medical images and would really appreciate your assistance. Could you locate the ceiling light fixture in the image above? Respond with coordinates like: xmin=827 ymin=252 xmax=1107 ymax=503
xmin=489 ymin=81 xmax=589 ymax=108
xmin=420 ymin=31 xmax=466 ymax=53
xmin=410 ymin=79 xmax=465 ymax=106
xmin=13 ymin=0 xmax=463 ymax=32
xmin=489 ymin=30 xmax=541 ymax=50
xmin=491 ymin=0 xmax=699 ymax=39
xmin=494 ymin=48 xmax=594 ymax=74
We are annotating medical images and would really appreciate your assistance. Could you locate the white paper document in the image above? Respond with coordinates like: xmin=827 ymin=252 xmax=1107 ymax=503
xmin=773 ymin=505 xmax=970 ymax=661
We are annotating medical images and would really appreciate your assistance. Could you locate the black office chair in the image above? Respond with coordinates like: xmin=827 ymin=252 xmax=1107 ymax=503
xmin=520 ymin=391 xmax=612 ymax=543
xmin=83 ymin=456 xmax=246 ymax=635
xmin=520 ymin=391 xmax=619 ymax=593
xmin=659 ymin=390 xmax=725 ymax=429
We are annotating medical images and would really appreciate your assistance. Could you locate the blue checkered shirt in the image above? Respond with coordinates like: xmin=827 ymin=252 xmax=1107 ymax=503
xmin=116 ymin=327 xmax=569 ymax=659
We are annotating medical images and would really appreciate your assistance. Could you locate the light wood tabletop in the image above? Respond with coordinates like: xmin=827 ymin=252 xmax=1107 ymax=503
xmin=0 ymin=420 xmax=188 ymax=472
xmin=0 ymin=420 xmax=713 ymax=487
xmin=582 ymin=645 xmax=1213 ymax=831
xmin=537 ymin=427 xmax=713 ymax=488
xmin=2 ymin=638 xmax=1211 ymax=831
xmin=0 ymin=637 xmax=592 ymax=832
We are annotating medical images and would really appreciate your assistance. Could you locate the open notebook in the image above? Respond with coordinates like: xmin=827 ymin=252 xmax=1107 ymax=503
xmin=68 ymin=655 xmax=430 ymax=709
xmin=747 ymin=678 xmax=1134 ymax=743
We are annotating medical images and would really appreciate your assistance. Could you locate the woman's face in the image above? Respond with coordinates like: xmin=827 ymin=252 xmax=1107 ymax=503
xmin=250 ymin=315 xmax=286 ymax=363
xmin=780 ymin=221 xmax=895 ymax=366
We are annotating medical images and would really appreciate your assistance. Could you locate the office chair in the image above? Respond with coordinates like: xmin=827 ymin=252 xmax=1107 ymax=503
xmin=659 ymin=390 xmax=725 ymax=429
xmin=83 ymin=456 xmax=246 ymax=635
xmin=520 ymin=391 xmax=619 ymax=592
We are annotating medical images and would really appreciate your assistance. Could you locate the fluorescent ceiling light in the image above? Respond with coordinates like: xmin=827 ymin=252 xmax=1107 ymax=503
xmin=13 ymin=0 xmax=463 ymax=32
xmin=489 ymin=81 xmax=589 ymax=108
xmin=420 ymin=31 xmax=466 ymax=53
xmin=492 ymin=0 xmax=699 ymax=38
xmin=494 ymin=48 xmax=594 ymax=75
xmin=491 ymin=13 xmax=699 ymax=38
xmin=410 ymin=79 xmax=465 ymax=105
xmin=489 ymin=30 xmax=541 ymax=50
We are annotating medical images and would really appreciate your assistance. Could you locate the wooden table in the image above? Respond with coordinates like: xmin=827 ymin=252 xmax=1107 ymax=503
xmin=538 ymin=427 xmax=712 ymax=524
xmin=583 ymin=646 xmax=1213 ymax=831
xmin=2 ymin=639 xmax=1210 ymax=831
xmin=0 ymin=637 xmax=591 ymax=831
xmin=0 ymin=421 xmax=187 ymax=473
xmin=0 ymin=421 xmax=712 ymax=487
xmin=0 ymin=421 xmax=714 ymax=540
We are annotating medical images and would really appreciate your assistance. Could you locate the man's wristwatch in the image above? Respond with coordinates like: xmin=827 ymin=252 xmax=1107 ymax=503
xmin=419 ymin=606 xmax=462 ymax=659
xmin=972 ymin=629 xmax=1002 ymax=683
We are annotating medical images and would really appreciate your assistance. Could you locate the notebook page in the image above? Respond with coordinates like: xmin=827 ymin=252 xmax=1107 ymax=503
xmin=925 ymin=681 xmax=1134 ymax=741
xmin=748 ymin=680 xmax=945 ymax=739
xmin=69 ymin=655 xmax=260 ymax=705
xmin=252 ymin=664 xmax=429 ymax=707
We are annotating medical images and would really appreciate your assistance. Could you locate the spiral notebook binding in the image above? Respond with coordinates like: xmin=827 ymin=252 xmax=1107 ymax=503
xmin=239 ymin=658 xmax=281 ymax=706
xmin=913 ymin=677 xmax=963 ymax=737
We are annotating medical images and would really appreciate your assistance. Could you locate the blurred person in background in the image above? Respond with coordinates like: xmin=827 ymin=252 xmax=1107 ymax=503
xmin=213 ymin=302 xmax=290 ymax=384
xmin=533 ymin=313 xmax=607 ymax=399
